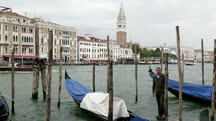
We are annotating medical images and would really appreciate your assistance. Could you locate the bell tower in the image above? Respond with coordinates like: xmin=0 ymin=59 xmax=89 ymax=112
xmin=117 ymin=3 xmax=127 ymax=44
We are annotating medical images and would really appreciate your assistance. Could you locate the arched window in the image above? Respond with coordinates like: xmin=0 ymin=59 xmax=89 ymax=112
xmin=5 ymin=35 xmax=8 ymax=41
xmin=13 ymin=35 xmax=15 ymax=41
xmin=41 ymin=47 xmax=43 ymax=53
xmin=41 ymin=35 xmax=44 ymax=44
xmin=5 ymin=47 xmax=7 ymax=54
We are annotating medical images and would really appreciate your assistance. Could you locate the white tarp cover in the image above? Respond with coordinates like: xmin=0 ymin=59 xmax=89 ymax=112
xmin=80 ymin=92 xmax=129 ymax=120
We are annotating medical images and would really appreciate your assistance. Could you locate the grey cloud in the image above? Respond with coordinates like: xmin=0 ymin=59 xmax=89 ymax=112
xmin=1 ymin=0 xmax=216 ymax=50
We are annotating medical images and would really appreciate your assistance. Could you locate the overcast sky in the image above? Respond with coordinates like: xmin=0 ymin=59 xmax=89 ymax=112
xmin=1 ymin=0 xmax=216 ymax=50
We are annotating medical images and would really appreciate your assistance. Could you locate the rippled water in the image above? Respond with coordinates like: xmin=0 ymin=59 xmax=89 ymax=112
xmin=0 ymin=63 xmax=214 ymax=121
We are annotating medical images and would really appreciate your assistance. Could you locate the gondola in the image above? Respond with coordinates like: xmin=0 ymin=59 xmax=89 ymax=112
xmin=65 ymin=71 xmax=150 ymax=121
xmin=0 ymin=92 xmax=9 ymax=121
xmin=149 ymin=68 xmax=215 ymax=104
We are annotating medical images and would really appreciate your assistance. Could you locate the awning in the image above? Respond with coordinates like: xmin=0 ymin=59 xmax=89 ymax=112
xmin=3 ymin=55 xmax=38 ymax=59
xmin=0 ymin=57 xmax=3 ymax=59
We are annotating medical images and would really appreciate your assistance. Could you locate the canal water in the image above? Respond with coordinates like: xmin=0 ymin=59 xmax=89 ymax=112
xmin=0 ymin=64 xmax=214 ymax=121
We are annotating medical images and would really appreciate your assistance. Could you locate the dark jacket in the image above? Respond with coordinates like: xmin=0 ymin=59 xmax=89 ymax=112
xmin=152 ymin=74 xmax=165 ymax=93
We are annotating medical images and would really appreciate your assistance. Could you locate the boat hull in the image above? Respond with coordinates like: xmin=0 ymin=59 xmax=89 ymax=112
xmin=0 ymin=67 xmax=33 ymax=72
xmin=0 ymin=94 xmax=9 ymax=121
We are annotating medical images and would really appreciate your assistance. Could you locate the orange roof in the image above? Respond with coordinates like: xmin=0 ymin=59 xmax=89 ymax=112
xmin=0 ymin=11 xmax=29 ymax=19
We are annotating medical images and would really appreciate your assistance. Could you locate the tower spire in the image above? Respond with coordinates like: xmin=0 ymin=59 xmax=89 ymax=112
xmin=118 ymin=3 xmax=125 ymax=17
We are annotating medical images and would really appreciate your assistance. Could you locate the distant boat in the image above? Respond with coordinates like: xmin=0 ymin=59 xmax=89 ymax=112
xmin=0 ymin=93 xmax=9 ymax=121
xmin=65 ymin=71 xmax=150 ymax=121
xmin=138 ymin=62 xmax=147 ymax=65
xmin=185 ymin=61 xmax=194 ymax=66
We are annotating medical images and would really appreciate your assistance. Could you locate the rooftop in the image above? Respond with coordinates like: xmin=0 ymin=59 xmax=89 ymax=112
xmin=0 ymin=11 xmax=29 ymax=19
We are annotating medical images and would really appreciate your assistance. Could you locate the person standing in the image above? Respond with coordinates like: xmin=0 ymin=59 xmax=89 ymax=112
xmin=149 ymin=67 xmax=165 ymax=119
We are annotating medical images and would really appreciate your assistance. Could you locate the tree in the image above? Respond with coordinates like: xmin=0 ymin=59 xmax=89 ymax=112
xmin=168 ymin=54 xmax=177 ymax=59
xmin=155 ymin=48 xmax=161 ymax=52
xmin=140 ymin=48 xmax=152 ymax=58
xmin=132 ymin=44 xmax=141 ymax=54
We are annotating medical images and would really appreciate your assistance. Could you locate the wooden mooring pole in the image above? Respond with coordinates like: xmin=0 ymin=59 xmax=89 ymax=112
xmin=40 ymin=59 xmax=47 ymax=99
xmin=201 ymin=39 xmax=204 ymax=85
xmin=107 ymin=35 xmax=110 ymax=93
xmin=11 ymin=48 xmax=15 ymax=114
xmin=182 ymin=54 xmax=184 ymax=82
xmin=57 ymin=47 xmax=63 ymax=107
xmin=210 ymin=39 xmax=216 ymax=121
xmin=164 ymin=53 xmax=168 ymax=119
xmin=32 ymin=58 xmax=40 ymax=99
xmin=45 ymin=30 xmax=53 ymax=121
xmin=93 ymin=63 xmax=95 ymax=92
xmin=135 ymin=45 xmax=138 ymax=102
xmin=176 ymin=26 xmax=183 ymax=121
xmin=107 ymin=35 xmax=113 ymax=121
xmin=161 ymin=47 xmax=163 ymax=73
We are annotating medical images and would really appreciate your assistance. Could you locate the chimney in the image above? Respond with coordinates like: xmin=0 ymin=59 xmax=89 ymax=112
xmin=25 ymin=12 xmax=27 ymax=17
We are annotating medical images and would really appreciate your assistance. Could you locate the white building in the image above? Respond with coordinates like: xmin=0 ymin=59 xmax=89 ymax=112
xmin=77 ymin=34 xmax=134 ymax=63
xmin=144 ymin=45 xmax=195 ymax=60
xmin=194 ymin=49 xmax=214 ymax=63
xmin=120 ymin=45 xmax=133 ymax=59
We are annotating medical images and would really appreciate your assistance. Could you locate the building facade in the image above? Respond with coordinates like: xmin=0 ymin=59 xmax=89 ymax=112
xmin=77 ymin=34 xmax=123 ymax=63
xmin=0 ymin=9 xmax=35 ymax=62
xmin=145 ymin=45 xmax=195 ymax=60
xmin=194 ymin=49 xmax=214 ymax=63
xmin=33 ymin=18 xmax=77 ymax=62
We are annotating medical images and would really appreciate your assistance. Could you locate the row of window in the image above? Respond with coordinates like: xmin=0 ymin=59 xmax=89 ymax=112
xmin=22 ymin=27 xmax=33 ymax=33
xmin=41 ymin=28 xmax=73 ymax=37
xmin=80 ymin=54 xmax=119 ymax=59
xmin=2 ymin=24 xmax=33 ymax=33
xmin=80 ymin=42 xmax=107 ymax=47
xmin=22 ymin=36 xmax=34 ymax=43
xmin=80 ymin=48 xmax=119 ymax=54
xmin=2 ymin=46 xmax=33 ymax=55
xmin=62 ymin=39 xmax=70 ymax=46
xmin=22 ymin=48 xmax=33 ymax=54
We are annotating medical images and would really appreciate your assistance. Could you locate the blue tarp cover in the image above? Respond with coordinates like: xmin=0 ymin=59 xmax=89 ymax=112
xmin=168 ymin=79 xmax=213 ymax=100
xmin=150 ymin=72 xmax=213 ymax=101
xmin=130 ymin=116 xmax=150 ymax=121
xmin=65 ymin=78 xmax=92 ymax=101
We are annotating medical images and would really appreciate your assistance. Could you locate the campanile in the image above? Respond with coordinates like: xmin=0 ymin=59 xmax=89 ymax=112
xmin=117 ymin=3 xmax=127 ymax=44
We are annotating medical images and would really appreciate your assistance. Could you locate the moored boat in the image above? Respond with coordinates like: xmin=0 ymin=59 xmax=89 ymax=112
xmin=65 ymin=71 xmax=150 ymax=121
xmin=0 ymin=66 xmax=33 ymax=72
xmin=149 ymin=68 xmax=215 ymax=104
xmin=0 ymin=93 xmax=9 ymax=121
